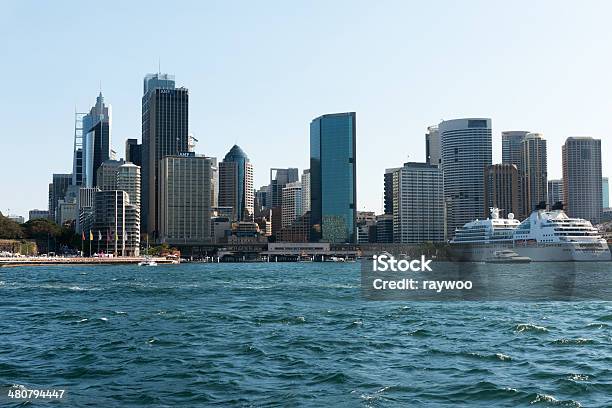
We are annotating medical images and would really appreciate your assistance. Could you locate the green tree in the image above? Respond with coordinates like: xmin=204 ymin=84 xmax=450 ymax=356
xmin=0 ymin=212 xmax=24 ymax=239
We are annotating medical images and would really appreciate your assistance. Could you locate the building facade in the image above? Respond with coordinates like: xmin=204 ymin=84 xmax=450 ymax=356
xmin=425 ymin=125 xmax=441 ymax=166
xmin=218 ymin=145 xmax=254 ymax=222
xmin=96 ymin=159 xmax=124 ymax=191
xmin=50 ymin=173 xmax=72 ymax=223
xmin=28 ymin=210 xmax=49 ymax=221
xmin=440 ymin=118 xmax=492 ymax=236
xmin=117 ymin=162 xmax=141 ymax=208
xmin=159 ymin=154 xmax=213 ymax=244
xmin=125 ymin=138 xmax=142 ymax=167
xmin=281 ymin=181 xmax=303 ymax=228
xmin=603 ymin=177 xmax=609 ymax=208
xmin=484 ymin=164 xmax=519 ymax=218
xmin=93 ymin=190 xmax=140 ymax=256
xmin=301 ymin=169 xmax=311 ymax=215
xmin=83 ymin=93 xmax=112 ymax=188
xmin=562 ymin=137 xmax=603 ymax=224
xmin=547 ymin=179 xmax=563 ymax=208
xmin=392 ymin=162 xmax=445 ymax=243
xmin=310 ymin=112 xmax=357 ymax=243
xmin=141 ymin=73 xmax=189 ymax=237
xmin=521 ymin=133 xmax=547 ymax=215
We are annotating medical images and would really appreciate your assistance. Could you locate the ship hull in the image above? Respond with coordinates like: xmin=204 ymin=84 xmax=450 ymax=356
xmin=450 ymin=242 xmax=612 ymax=262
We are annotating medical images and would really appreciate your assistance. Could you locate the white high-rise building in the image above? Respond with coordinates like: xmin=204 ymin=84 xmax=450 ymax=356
xmin=440 ymin=118 xmax=492 ymax=236
xmin=521 ymin=133 xmax=547 ymax=215
xmin=282 ymin=181 xmax=303 ymax=228
xmin=392 ymin=162 xmax=445 ymax=243
xmin=301 ymin=169 xmax=310 ymax=215
xmin=425 ymin=126 xmax=441 ymax=166
xmin=159 ymin=154 xmax=214 ymax=244
xmin=562 ymin=137 xmax=603 ymax=224
xmin=117 ymin=162 xmax=141 ymax=208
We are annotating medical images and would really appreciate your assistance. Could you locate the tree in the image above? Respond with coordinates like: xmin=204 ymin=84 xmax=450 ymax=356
xmin=0 ymin=213 xmax=24 ymax=239
xmin=22 ymin=218 xmax=62 ymax=240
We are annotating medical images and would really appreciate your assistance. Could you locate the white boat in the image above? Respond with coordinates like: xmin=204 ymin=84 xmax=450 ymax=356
xmin=450 ymin=206 xmax=612 ymax=262
xmin=138 ymin=258 xmax=157 ymax=267
xmin=485 ymin=249 xmax=531 ymax=264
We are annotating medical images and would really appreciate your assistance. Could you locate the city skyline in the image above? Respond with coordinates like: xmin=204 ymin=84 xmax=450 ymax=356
xmin=3 ymin=1 xmax=612 ymax=217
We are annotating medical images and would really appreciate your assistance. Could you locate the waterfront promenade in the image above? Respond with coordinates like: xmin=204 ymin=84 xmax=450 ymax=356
xmin=0 ymin=256 xmax=176 ymax=267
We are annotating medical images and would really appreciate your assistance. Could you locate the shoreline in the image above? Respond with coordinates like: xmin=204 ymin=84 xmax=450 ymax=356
xmin=0 ymin=257 xmax=176 ymax=267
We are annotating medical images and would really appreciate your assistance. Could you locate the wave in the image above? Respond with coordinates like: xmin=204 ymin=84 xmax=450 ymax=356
xmin=551 ymin=338 xmax=595 ymax=346
xmin=514 ymin=323 xmax=549 ymax=333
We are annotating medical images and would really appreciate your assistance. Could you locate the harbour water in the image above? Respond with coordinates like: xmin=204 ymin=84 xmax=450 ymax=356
xmin=1 ymin=263 xmax=612 ymax=407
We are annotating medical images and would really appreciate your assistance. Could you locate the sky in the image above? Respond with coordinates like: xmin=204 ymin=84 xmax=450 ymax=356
xmin=1 ymin=0 xmax=611 ymax=218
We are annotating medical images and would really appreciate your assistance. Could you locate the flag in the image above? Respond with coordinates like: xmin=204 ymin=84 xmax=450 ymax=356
xmin=98 ymin=231 xmax=102 ymax=241
xmin=107 ymin=229 xmax=112 ymax=243
xmin=89 ymin=230 xmax=94 ymax=241
xmin=114 ymin=231 xmax=118 ymax=241
xmin=81 ymin=231 xmax=85 ymax=241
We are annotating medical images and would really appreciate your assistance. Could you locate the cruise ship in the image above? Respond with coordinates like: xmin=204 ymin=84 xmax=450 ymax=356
xmin=450 ymin=205 xmax=612 ymax=262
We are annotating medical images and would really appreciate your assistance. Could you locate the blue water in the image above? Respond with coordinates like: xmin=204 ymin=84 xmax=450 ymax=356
xmin=1 ymin=263 xmax=611 ymax=407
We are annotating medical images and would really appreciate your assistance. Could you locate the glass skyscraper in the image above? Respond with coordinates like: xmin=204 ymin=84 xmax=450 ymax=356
xmin=82 ymin=93 xmax=111 ymax=188
xmin=310 ymin=112 xmax=356 ymax=243
xmin=218 ymin=145 xmax=254 ymax=222
xmin=141 ymin=73 xmax=189 ymax=237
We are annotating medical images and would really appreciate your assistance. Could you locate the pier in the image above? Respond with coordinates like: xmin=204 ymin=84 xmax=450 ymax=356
xmin=0 ymin=256 xmax=177 ymax=267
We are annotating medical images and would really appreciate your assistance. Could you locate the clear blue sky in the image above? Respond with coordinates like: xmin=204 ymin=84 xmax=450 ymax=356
xmin=1 ymin=0 xmax=611 ymax=218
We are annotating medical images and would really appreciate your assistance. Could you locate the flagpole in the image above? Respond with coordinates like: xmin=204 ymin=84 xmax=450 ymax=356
xmin=89 ymin=233 xmax=91 ymax=257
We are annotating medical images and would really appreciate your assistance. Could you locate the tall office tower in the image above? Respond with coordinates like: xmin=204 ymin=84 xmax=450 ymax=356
xmin=117 ymin=163 xmax=141 ymax=207
xmin=501 ymin=130 xmax=530 ymax=218
xmin=50 ymin=173 xmax=72 ymax=223
xmin=48 ymin=183 xmax=53 ymax=220
xmin=209 ymin=157 xmax=219 ymax=209
xmin=521 ymin=133 xmax=547 ymax=215
xmin=125 ymin=138 xmax=142 ymax=167
xmin=375 ymin=214 xmax=393 ymax=243
xmin=384 ymin=168 xmax=399 ymax=215
xmin=484 ymin=164 xmax=519 ymax=217
xmin=391 ymin=163 xmax=445 ymax=243
xmin=501 ymin=131 xmax=530 ymax=165
xmin=76 ymin=187 xmax=99 ymax=233
xmin=310 ymin=112 xmax=357 ymax=243
xmin=425 ymin=126 xmax=441 ymax=166
xmin=268 ymin=168 xmax=299 ymax=208
xmin=96 ymin=159 xmax=124 ymax=191
xmin=301 ymin=169 xmax=311 ymax=215
xmin=28 ymin=210 xmax=49 ymax=221
xmin=281 ymin=181 xmax=302 ymax=228
xmin=83 ymin=93 xmax=112 ymax=188
xmin=440 ymin=118 xmax=492 ymax=236
xmin=93 ymin=190 xmax=140 ymax=256
xmin=547 ymin=179 xmax=563 ymax=207
xmin=562 ymin=137 xmax=603 ymax=224
xmin=72 ymin=112 xmax=86 ymax=186
xmin=603 ymin=177 xmax=609 ymax=208
xmin=267 ymin=168 xmax=299 ymax=235
xmin=141 ymin=73 xmax=189 ymax=237
xmin=254 ymin=186 xmax=268 ymax=216
xmin=218 ymin=145 xmax=254 ymax=222
xmin=159 ymin=154 xmax=213 ymax=244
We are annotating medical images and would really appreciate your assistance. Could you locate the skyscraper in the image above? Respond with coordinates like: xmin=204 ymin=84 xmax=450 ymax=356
xmin=547 ymin=179 xmax=563 ymax=207
xmin=603 ymin=177 xmax=609 ymax=208
xmin=440 ymin=118 xmax=492 ymax=236
xmin=96 ymin=159 xmax=124 ymax=191
xmin=159 ymin=154 xmax=213 ymax=244
xmin=521 ymin=133 xmax=547 ymax=214
xmin=392 ymin=162 xmax=445 ymax=243
xmin=50 ymin=173 xmax=72 ymax=223
xmin=83 ymin=93 xmax=112 ymax=188
xmin=117 ymin=162 xmax=141 ymax=208
xmin=501 ymin=131 xmax=530 ymax=166
xmin=281 ymin=181 xmax=302 ymax=228
xmin=425 ymin=126 xmax=441 ymax=166
xmin=484 ymin=164 xmax=519 ymax=218
xmin=310 ymin=112 xmax=356 ymax=243
xmin=501 ymin=130 xmax=530 ymax=218
xmin=125 ymin=138 xmax=142 ymax=167
xmin=301 ymin=169 xmax=310 ymax=215
xmin=562 ymin=137 xmax=603 ymax=223
xmin=141 ymin=73 xmax=189 ymax=237
xmin=218 ymin=145 xmax=254 ymax=222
